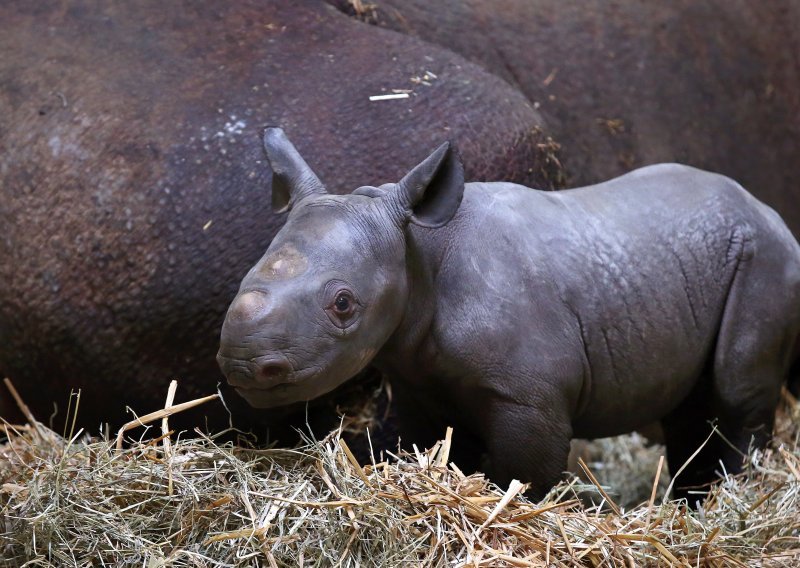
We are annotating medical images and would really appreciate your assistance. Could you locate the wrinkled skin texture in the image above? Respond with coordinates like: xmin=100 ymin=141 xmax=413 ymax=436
xmin=340 ymin=0 xmax=800 ymax=237
xmin=220 ymin=130 xmax=800 ymax=500
xmin=0 ymin=1 xmax=553 ymax=431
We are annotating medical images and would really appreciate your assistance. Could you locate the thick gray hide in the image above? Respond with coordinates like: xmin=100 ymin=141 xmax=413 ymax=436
xmin=219 ymin=129 xmax=800 ymax=500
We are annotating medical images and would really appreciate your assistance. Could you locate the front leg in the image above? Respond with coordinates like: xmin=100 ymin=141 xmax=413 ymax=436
xmin=481 ymin=396 xmax=574 ymax=500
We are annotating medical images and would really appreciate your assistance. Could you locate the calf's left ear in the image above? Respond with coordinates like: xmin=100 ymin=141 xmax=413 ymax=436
xmin=390 ymin=141 xmax=465 ymax=228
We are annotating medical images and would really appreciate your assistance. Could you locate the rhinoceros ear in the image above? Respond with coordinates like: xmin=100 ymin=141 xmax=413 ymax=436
xmin=390 ymin=141 xmax=465 ymax=228
xmin=262 ymin=128 xmax=327 ymax=213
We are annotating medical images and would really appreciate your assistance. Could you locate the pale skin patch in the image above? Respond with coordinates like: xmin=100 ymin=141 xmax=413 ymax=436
xmin=258 ymin=244 xmax=308 ymax=281
xmin=229 ymin=291 xmax=268 ymax=322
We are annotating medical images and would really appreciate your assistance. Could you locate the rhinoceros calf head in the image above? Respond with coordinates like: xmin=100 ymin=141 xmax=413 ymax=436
xmin=217 ymin=128 xmax=464 ymax=407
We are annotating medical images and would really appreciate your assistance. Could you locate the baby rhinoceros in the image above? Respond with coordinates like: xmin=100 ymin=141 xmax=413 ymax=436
xmin=218 ymin=128 xmax=800 ymax=501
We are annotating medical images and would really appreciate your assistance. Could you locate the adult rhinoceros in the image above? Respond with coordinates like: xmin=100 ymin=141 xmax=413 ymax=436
xmin=0 ymin=1 xmax=554 ymax=433
xmin=345 ymin=0 xmax=800 ymax=236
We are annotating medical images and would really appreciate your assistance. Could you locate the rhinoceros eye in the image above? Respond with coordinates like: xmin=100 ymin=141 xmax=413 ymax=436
xmin=334 ymin=293 xmax=352 ymax=313
xmin=331 ymin=290 xmax=356 ymax=317
xmin=323 ymin=282 xmax=360 ymax=328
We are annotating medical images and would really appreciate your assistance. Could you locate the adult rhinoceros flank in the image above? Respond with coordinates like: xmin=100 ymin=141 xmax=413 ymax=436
xmin=0 ymin=1 xmax=554 ymax=434
xmin=345 ymin=0 xmax=800 ymax=238
xmin=218 ymin=128 xmax=800 ymax=500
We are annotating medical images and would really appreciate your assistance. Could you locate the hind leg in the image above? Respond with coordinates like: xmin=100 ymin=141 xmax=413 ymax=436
xmin=661 ymin=375 xmax=727 ymax=505
xmin=711 ymin=251 xmax=799 ymax=480
xmin=712 ymin=351 xmax=783 ymax=476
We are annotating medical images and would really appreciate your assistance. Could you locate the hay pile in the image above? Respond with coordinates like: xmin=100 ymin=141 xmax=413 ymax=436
xmin=2 ymin=381 xmax=800 ymax=567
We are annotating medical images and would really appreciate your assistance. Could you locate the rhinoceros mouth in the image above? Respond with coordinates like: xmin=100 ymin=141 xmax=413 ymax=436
xmin=233 ymin=381 xmax=310 ymax=408
xmin=232 ymin=366 xmax=345 ymax=408
xmin=234 ymin=382 xmax=294 ymax=394
xmin=232 ymin=367 xmax=317 ymax=394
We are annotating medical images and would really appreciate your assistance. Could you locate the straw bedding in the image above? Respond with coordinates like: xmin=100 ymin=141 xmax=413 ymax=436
xmin=2 ymin=379 xmax=799 ymax=567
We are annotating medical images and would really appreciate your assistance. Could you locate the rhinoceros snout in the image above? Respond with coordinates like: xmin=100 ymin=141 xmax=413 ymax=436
xmin=252 ymin=355 xmax=292 ymax=386
xmin=217 ymin=350 xmax=294 ymax=389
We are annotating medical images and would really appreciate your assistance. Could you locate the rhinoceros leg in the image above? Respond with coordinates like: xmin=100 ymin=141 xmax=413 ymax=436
xmin=709 ymin=239 xmax=800 ymax=483
xmin=660 ymin=374 xmax=724 ymax=504
xmin=481 ymin=396 xmax=574 ymax=500
xmin=664 ymin=241 xmax=799 ymax=504
xmin=712 ymin=321 xmax=791 ymax=457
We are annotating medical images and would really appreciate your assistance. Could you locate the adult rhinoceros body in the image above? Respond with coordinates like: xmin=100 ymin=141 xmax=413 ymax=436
xmin=0 ymin=1 xmax=551 ymax=430
xmin=218 ymin=129 xmax=800 ymax=499
xmin=359 ymin=0 xmax=800 ymax=237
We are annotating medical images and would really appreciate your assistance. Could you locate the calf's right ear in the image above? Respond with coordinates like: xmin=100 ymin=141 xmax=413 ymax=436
xmin=389 ymin=141 xmax=465 ymax=228
xmin=262 ymin=128 xmax=327 ymax=213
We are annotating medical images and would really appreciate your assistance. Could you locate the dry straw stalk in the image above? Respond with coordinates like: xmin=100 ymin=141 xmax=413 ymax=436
xmin=2 ymin=381 xmax=800 ymax=566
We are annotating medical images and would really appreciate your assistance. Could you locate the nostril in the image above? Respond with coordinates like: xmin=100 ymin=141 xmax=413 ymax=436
xmin=257 ymin=361 xmax=291 ymax=383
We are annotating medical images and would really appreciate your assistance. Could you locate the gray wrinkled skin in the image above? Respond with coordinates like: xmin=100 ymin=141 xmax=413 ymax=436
xmin=219 ymin=128 xmax=800 ymax=500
